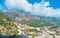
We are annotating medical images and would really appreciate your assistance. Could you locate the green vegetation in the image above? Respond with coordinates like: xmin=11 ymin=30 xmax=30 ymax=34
xmin=20 ymin=18 xmax=60 ymax=29
xmin=0 ymin=11 xmax=18 ymax=35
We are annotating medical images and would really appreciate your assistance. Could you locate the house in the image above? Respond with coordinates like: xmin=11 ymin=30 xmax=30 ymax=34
xmin=0 ymin=25 xmax=7 ymax=33
xmin=55 ymin=35 xmax=60 ymax=38
xmin=26 ymin=25 xmax=35 ymax=29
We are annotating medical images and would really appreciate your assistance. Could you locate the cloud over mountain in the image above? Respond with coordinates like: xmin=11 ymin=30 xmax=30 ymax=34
xmin=4 ymin=0 xmax=60 ymax=17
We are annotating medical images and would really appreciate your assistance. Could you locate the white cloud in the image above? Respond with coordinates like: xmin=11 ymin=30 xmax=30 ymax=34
xmin=5 ymin=0 xmax=60 ymax=17
xmin=5 ymin=0 xmax=32 ymax=12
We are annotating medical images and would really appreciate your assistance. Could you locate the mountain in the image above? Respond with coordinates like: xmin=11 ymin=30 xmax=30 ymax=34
xmin=3 ymin=10 xmax=60 ymax=22
xmin=3 ymin=10 xmax=31 ymax=19
xmin=3 ymin=10 xmax=60 ymax=29
xmin=39 ymin=16 xmax=60 ymax=22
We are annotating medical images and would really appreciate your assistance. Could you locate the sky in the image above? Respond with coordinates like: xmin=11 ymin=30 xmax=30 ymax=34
xmin=0 ymin=0 xmax=60 ymax=17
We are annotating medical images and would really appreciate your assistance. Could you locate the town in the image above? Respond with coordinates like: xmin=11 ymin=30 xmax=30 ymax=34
xmin=14 ymin=22 xmax=60 ymax=38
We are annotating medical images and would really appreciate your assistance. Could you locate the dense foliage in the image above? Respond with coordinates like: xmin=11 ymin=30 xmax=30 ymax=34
xmin=20 ymin=18 xmax=60 ymax=29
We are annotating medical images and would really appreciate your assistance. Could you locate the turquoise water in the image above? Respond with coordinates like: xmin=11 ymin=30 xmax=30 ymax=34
xmin=0 ymin=35 xmax=28 ymax=38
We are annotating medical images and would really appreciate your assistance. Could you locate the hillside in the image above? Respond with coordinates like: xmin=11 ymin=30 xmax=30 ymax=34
xmin=4 ymin=10 xmax=60 ymax=30
xmin=10 ymin=11 xmax=60 ymax=30
xmin=0 ymin=11 xmax=18 ymax=35
xmin=20 ymin=18 xmax=60 ymax=29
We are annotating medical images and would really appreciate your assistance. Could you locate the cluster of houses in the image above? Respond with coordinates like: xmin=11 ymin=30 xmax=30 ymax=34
xmin=14 ymin=22 xmax=60 ymax=38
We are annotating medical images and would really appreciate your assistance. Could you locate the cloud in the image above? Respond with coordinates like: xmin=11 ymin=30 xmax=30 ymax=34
xmin=5 ymin=0 xmax=32 ymax=12
xmin=5 ymin=0 xmax=60 ymax=17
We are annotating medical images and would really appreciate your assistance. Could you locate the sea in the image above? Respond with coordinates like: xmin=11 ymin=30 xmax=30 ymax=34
xmin=0 ymin=35 xmax=28 ymax=38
